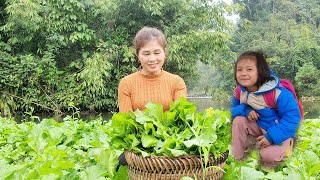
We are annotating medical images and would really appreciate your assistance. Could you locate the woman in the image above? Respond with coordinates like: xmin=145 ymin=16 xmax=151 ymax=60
xmin=117 ymin=26 xmax=187 ymax=165
xmin=118 ymin=26 xmax=187 ymax=112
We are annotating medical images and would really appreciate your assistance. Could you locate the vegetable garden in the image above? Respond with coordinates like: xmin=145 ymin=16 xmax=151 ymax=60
xmin=1 ymin=0 xmax=320 ymax=179
xmin=1 ymin=98 xmax=319 ymax=179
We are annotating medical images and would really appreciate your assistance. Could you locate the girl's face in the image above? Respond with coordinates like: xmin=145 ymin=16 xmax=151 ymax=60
xmin=236 ymin=58 xmax=259 ymax=92
xmin=138 ymin=39 xmax=166 ymax=75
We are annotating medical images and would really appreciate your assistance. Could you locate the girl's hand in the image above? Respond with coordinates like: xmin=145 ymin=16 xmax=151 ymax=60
xmin=248 ymin=110 xmax=259 ymax=121
xmin=256 ymin=135 xmax=271 ymax=148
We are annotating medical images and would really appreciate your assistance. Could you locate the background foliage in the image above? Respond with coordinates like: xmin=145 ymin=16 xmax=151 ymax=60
xmin=0 ymin=0 xmax=234 ymax=115
xmin=1 ymin=0 xmax=319 ymax=115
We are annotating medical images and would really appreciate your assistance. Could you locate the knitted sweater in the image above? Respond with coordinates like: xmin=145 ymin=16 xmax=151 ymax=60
xmin=118 ymin=70 xmax=187 ymax=112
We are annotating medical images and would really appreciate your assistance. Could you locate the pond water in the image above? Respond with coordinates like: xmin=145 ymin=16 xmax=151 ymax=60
xmin=14 ymin=98 xmax=320 ymax=122
xmin=187 ymin=97 xmax=320 ymax=119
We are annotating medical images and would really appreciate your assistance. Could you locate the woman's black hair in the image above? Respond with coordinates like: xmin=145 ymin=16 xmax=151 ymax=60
xmin=234 ymin=51 xmax=270 ymax=88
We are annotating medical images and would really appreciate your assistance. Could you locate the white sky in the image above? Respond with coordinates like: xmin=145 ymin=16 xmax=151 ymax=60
xmin=217 ymin=0 xmax=240 ymax=24
xmin=213 ymin=0 xmax=233 ymax=4
xmin=211 ymin=0 xmax=240 ymax=24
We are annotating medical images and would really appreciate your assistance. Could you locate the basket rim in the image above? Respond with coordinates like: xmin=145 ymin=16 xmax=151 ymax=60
xmin=124 ymin=150 xmax=229 ymax=173
xmin=125 ymin=150 xmax=229 ymax=159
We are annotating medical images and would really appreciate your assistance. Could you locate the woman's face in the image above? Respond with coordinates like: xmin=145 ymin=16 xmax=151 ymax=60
xmin=236 ymin=58 xmax=259 ymax=92
xmin=138 ymin=39 xmax=166 ymax=75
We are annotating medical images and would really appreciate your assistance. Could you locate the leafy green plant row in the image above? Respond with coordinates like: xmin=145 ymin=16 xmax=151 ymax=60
xmin=0 ymin=116 xmax=127 ymax=179
xmin=1 ymin=100 xmax=319 ymax=179
xmin=0 ymin=98 xmax=232 ymax=179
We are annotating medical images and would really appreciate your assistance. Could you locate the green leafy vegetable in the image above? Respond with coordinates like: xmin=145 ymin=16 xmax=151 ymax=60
xmin=106 ymin=97 xmax=232 ymax=158
xmin=0 ymin=117 xmax=119 ymax=179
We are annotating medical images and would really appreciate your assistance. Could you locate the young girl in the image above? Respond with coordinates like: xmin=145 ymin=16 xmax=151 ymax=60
xmin=231 ymin=51 xmax=301 ymax=166
xmin=118 ymin=26 xmax=187 ymax=112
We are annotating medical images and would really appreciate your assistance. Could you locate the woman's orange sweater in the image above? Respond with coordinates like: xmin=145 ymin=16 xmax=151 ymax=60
xmin=118 ymin=70 xmax=187 ymax=112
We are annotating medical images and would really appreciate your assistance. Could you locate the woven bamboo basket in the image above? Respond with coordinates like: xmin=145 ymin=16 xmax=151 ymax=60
xmin=124 ymin=150 xmax=229 ymax=180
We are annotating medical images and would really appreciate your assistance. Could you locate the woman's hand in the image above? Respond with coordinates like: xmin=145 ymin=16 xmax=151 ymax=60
xmin=256 ymin=135 xmax=271 ymax=148
xmin=248 ymin=110 xmax=259 ymax=121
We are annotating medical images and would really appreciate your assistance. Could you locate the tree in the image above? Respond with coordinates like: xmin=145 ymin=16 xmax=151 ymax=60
xmin=111 ymin=0 xmax=235 ymax=82
xmin=295 ymin=62 xmax=320 ymax=96
xmin=0 ymin=0 xmax=235 ymax=114
xmin=232 ymin=0 xmax=320 ymax=95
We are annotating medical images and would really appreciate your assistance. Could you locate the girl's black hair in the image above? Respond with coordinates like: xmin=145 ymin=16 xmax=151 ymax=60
xmin=234 ymin=51 xmax=270 ymax=88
